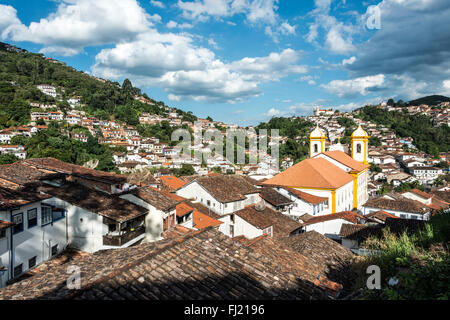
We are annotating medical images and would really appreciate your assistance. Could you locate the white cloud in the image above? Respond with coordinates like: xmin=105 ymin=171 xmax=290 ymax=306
xmin=348 ymin=0 xmax=450 ymax=99
xmin=443 ymin=80 xmax=450 ymax=90
xmin=229 ymin=49 xmax=307 ymax=82
xmin=342 ymin=56 xmax=356 ymax=66
xmin=177 ymin=0 xmax=279 ymax=24
xmin=92 ymin=31 xmax=307 ymax=103
xmin=0 ymin=0 xmax=153 ymax=55
xmin=264 ymin=108 xmax=283 ymax=117
xmin=0 ymin=5 xmax=22 ymax=39
xmin=150 ymin=0 xmax=166 ymax=8
xmin=305 ymin=0 xmax=358 ymax=54
xmin=322 ymin=74 xmax=385 ymax=98
xmin=92 ymin=30 xmax=262 ymax=103
xmin=166 ymin=21 xmax=193 ymax=29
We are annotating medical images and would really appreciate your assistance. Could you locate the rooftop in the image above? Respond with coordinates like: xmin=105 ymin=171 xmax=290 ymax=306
xmin=364 ymin=198 xmax=430 ymax=214
xmin=0 ymin=228 xmax=340 ymax=300
xmin=264 ymin=158 xmax=355 ymax=190
xmin=259 ymin=188 xmax=293 ymax=206
xmin=194 ymin=175 xmax=259 ymax=203
xmin=37 ymin=183 xmax=147 ymax=223
xmin=131 ymin=186 xmax=179 ymax=212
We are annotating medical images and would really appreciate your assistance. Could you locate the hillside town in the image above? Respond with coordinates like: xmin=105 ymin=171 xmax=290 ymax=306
xmin=0 ymin=103 xmax=449 ymax=299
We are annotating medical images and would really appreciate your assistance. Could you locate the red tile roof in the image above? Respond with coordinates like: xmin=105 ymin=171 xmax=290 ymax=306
xmin=284 ymin=187 xmax=328 ymax=205
xmin=264 ymin=158 xmax=355 ymax=189
xmin=159 ymin=175 xmax=187 ymax=191
xmin=193 ymin=210 xmax=223 ymax=229
xmin=319 ymin=151 xmax=370 ymax=172
xmin=300 ymin=211 xmax=366 ymax=226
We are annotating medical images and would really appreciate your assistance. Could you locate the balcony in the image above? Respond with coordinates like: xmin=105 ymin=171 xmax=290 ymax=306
xmin=103 ymin=225 xmax=145 ymax=247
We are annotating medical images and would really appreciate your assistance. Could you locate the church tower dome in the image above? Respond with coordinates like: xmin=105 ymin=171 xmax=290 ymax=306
xmin=309 ymin=125 xmax=326 ymax=158
xmin=351 ymin=125 xmax=369 ymax=164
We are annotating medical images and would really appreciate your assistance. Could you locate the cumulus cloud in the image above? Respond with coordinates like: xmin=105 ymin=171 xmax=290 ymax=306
xmin=347 ymin=0 xmax=450 ymax=100
xmin=177 ymin=0 xmax=279 ymax=24
xmin=150 ymin=0 xmax=166 ymax=8
xmin=229 ymin=49 xmax=307 ymax=82
xmin=92 ymin=30 xmax=306 ymax=103
xmin=0 ymin=0 xmax=153 ymax=55
xmin=305 ymin=0 xmax=357 ymax=54
xmin=166 ymin=20 xmax=193 ymax=29
xmin=322 ymin=74 xmax=385 ymax=98
xmin=0 ymin=5 xmax=22 ymax=39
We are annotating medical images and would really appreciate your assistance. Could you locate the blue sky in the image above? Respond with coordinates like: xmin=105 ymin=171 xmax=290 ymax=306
xmin=1 ymin=0 xmax=449 ymax=126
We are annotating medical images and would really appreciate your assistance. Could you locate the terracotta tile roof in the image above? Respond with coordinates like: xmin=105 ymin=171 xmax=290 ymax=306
xmin=405 ymin=188 xmax=433 ymax=199
xmin=22 ymin=158 xmax=128 ymax=185
xmin=246 ymin=235 xmax=343 ymax=297
xmin=429 ymin=191 xmax=450 ymax=203
xmin=365 ymin=210 xmax=400 ymax=222
xmin=283 ymin=187 xmax=328 ymax=205
xmin=300 ymin=211 xmax=366 ymax=226
xmin=259 ymin=187 xmax=293 ymax=206
xmin=0 ymin=186 xmax=52 ymax=210
xmin=131 ymin=187 xmax=179 ymax=212
xmin=35 ymin=183 xmax=147 ymax=223
xmin=0 ymin=162 xmax=64 ymax=187
xmin=282 ymin=231 xmax=355 ymax=295
xmin=364 ymin=198 xmax=430 ymax=214
xmin=263 ymin=158 xmax=355 ymax=189
xmin=194 ymin=175 xmax=259 ymax=203
xmin=338 ymin=224 xmax=379 ymax=240
xmin=193 ymin=210 xmax=223 ymax=229
xmin=235 ymin=205 xmax=302 ymax=239
xmin=176 ymin=202 xmax=193 ymax=217
xmin=159 ymin=175 xmax=187 ymax=191
xmin=319 ymin=151 xmax=370 ymax=172
xmin=0 ymin=228 xmax=340 ymax=300
xmin=0 ymin=220 xmax=14 ymax=230
xmin=127 ymin=171 xmax=158 ymax=187
xmin=234 ymin=206 xmax=274 ymax=230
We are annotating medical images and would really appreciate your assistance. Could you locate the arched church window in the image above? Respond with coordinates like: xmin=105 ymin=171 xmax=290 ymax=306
xmin=357 ymin=143 xmax=362 ymax=154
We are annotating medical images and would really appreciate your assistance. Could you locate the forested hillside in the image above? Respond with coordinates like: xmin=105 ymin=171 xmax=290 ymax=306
xmin=0 ymin=42 xmax=195 ymax=129
xmin=356 ymin=105 xmax=449 ymax=157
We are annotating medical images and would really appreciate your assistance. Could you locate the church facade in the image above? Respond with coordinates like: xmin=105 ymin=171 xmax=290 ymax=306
xmin=264 ymin=125 xmax=370 ymax=214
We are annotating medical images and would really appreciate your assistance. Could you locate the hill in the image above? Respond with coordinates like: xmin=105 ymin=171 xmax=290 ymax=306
xmin=408 ymin=95 xmax=450 ymax=106
xmin=0 ymin=41 xmax=196 ymax=129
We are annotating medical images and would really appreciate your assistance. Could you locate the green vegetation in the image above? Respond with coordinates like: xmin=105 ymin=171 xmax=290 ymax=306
xmin=17 ymin=122 xmax=115 ymax=171
xmin=0 ymin=153 xmax=19 ymax=164
xmin=354 ymin=212 xmax=450 ymax=300
xmin=256 ymin=117 xmax=315 ymax=164
xmin=356 ymin=105 xmax=450 ymax=157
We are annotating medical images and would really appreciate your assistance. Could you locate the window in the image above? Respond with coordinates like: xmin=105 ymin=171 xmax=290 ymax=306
xmin=400 ymin=214 xmax=407 ymax=219
xmin=52 ymin=209 xmax=64 ymax=221
xmin=13 ymin=264 xmax=22 ymax=278
xmin=27 ymin=209 xmax=37 ymax=228
xmin=12 ymin=213 xmax=23 ymax=234
xmin=28 ymin=256 xmax=37 ymax=269
xmin=51 ymin=244 xmax=58 ymax=257
xmin=314 ymin=144 xmax=318 ymax=153
xmin=41 ymin=206 xmax=52 ymax=225
xmin=0 ymin=229 xmax=5 ymax=239
xmin=207 ymin=200 xmax=211 ymax=207
xmin=357 ymin=143 xmax=362 ymax=154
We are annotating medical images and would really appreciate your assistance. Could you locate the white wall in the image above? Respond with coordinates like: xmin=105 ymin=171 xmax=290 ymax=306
xmin=305 ymin=218 xmax=352 ymax=239
xmin=0 ymin=199 xmax=68 ymax=281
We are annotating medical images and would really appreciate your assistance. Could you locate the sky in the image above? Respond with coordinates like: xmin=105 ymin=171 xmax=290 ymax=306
xmin=0 ymin=0 xmax=449 ymax=126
